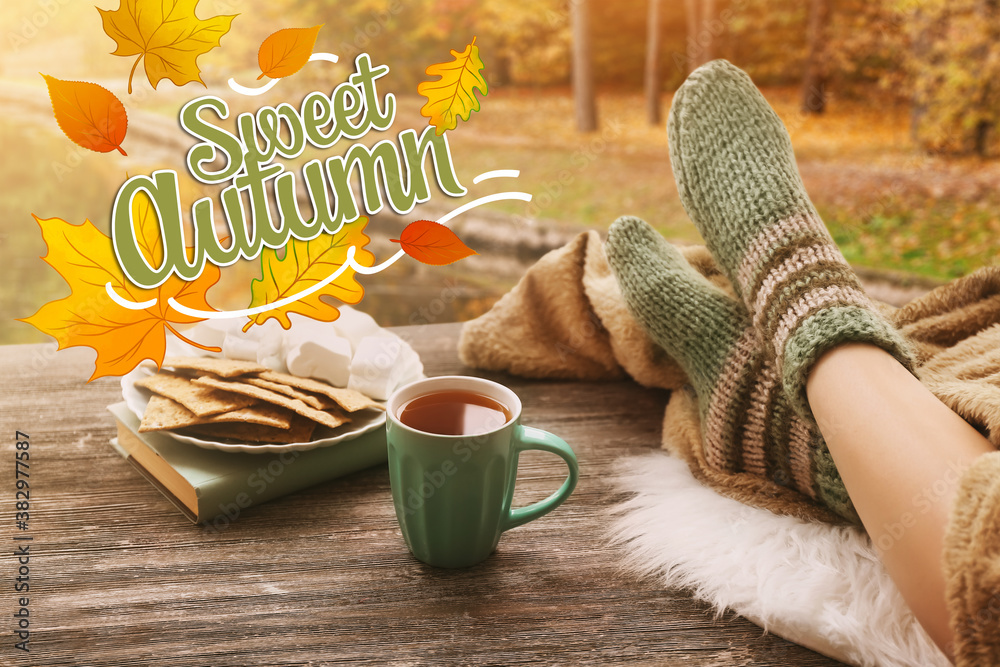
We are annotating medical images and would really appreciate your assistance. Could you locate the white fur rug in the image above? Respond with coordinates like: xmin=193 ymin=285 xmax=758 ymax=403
xmin=606 ymin=453 xmax=950 ymax=667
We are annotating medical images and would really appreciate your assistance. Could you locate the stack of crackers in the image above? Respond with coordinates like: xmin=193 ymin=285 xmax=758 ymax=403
xmin=136 ymin=357 xmax=384 ymax=444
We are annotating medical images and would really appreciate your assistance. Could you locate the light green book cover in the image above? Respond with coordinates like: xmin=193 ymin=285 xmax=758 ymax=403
xmin=107 ymin=402 xmax=388 ymax=525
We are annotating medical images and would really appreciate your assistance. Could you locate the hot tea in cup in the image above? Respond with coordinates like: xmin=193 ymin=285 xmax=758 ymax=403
xmin=386 ymin=376 xmax=578 ymax=568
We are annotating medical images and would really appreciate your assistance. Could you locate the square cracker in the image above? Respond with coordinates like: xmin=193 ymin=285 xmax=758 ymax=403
xmin=193 ymin=376 xmax=351 ymax=430
xmin=211 ymin=404 xmax=296 ymax=429
xmin=181 ymin=415 xmax=315 ymax=444
xmin=139 ymin=395 xmax=295 ymax=432
xmin=257 ymin=371 xmax=385 ymax=413
xmin=136 ymin=371 xmax=257 ymax=416
xmin=162 ymin=356 xmax=267 ymax=378
xmin=242 ymin=377 xmax=327 ymax=410
xmin=140 ymin=395 xmax=204 ymax=432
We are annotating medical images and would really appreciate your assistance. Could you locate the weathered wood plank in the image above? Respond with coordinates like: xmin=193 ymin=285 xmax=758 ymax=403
xmin=0 ymin=325 xmax=843 ymax=666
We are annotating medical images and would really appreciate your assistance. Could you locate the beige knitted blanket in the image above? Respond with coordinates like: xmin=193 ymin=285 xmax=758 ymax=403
xmin=458 ymin=231 xmax=1000 ymax=665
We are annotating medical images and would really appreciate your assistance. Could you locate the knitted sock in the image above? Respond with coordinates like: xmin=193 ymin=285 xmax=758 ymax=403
xmin=606 ymin=216 xmax=857 ymax=523
xmin=667 ymin=60 xmax=914 ymax=418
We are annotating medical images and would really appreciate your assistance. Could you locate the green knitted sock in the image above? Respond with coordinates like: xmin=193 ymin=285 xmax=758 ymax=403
xmin=606 ymin=216 xmax=858 ymax=523
xmin=667 ymin=60 xmax=914 ymax=418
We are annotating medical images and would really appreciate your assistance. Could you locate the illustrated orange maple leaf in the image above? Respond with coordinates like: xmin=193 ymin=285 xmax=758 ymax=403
xmin=41 ymin=74 xmax=128 ymax=155
xmin=257 ymin=25 xmax=323 ymax=80
xmin=98 ymin=0 xmax=237 ymax=94
xmin=20 ymin=198 xmax=220 ymax=381
xmin=390 ymin=220 xmax=477 ymax=265
xmin=417 ymin=37 xmax=488 ymax=135
xmin=244 ymin=218 xmax=375 ymax=332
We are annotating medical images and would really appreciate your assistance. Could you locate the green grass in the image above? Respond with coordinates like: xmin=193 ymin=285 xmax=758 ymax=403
xmin=826 ymin=200 xmax=1000 ymax=281
xmin=437 ymin=86 xmax=1000 ymax=282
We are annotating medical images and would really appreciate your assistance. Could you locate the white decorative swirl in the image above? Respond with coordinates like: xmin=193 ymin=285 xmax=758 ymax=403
xmin=227 ymin=52 xmax=340 ymax=96
xmin=105 ymin=283 xmax=156 ymax=309
xmin=473 ymin=169 xmax=520 ymax=184
xmin=106 ymin=191 xmax=533 ymax=318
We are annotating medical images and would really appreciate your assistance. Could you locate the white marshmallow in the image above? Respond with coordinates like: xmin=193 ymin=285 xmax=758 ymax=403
xmin=186 ymin=320 xmax=239 ymax=352
xmin=298 ymin=337 xmax=353 ymax=386
xmin=257 ymin=329 xmax=286 ymax=372
xmin=222 ymin=334 xmax=258 ymax=361
xmin=285 ymin=344 xmax=315 ymax=378
xmin=259 ymin=354 xmax=285 ymax=372
xmin=241 ymin=318 xmax=283 ymax=342
xmin=257 ymin=330 xmax=282 ymax=358
xmin=332 ymin=307 xmax=382 ymax=353
xmin=284 ymin=314 xmax=338 ymax=351
xmin=347 ymin=335 xmax=406 ymax=400
xmin=396 ymin=344 xmax=424 ymax=386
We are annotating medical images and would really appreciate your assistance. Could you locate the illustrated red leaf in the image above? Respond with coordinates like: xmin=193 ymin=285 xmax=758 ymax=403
xmin=390 ymin=220 xmax=477 ymax=266
xmin=42 ymin=74 xmax=128 ymax=155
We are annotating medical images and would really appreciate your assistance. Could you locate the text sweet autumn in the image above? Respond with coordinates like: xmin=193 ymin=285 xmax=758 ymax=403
xmin=114 ymin=54 xmax=466 ymax=289
xmin=23 ymin=3 xmax=491 ymax=381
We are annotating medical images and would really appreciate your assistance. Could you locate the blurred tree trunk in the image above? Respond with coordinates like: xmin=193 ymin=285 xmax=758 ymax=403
xmin=571 ymin=0 xmax=598 ymax=132
xmin=492 ymin=43 xmax=512 ymax=88
xmin=909 ymin=0 xmax=999 ymax=156
xmin=685 ymin=0 xmax=716 ymax=73
xmin=973 ymin=0 xmax=998 ymax=155
xmin=802 ymin=0 xmax=829 ymax=113
xmin=704 ymin=0 xmax=716 ymax=61
xmin=645 ymin=0 xmax=662 ymax=125
xmin=908 ymin=7 xmax=930 ymax=146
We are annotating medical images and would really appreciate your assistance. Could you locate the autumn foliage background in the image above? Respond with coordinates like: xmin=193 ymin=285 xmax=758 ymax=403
xmin=2 ymin=0 xmax=999 ymax=345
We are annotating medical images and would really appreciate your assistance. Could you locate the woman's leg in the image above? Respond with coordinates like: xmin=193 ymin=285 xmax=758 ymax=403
xmin=806 ymin=342 xmax=995 ymax=658
xmin=659 ymin=59 xmax=996 ymax=659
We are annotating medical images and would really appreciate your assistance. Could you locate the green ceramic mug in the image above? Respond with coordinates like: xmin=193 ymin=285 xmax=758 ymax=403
xmin=386 ymin=375 xmax=579 ymax=568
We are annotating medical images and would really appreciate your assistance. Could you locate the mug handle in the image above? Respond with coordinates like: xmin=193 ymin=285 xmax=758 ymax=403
xmin=502 ymin=425 xmax=579 ymax=531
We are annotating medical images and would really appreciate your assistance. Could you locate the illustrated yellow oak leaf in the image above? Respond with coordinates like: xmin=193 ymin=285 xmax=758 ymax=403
xmin=243 ymin=218 xmax=375 ymax=332
xmin=417 ymin=36 xmax=488 ymax=135
xmin=257 ymin=24 xmax=323 ymax=80
xmin=98 ymin=0 xmax=237 ymax=94
xmin=19 ymin=198 xmax=220 ymax=381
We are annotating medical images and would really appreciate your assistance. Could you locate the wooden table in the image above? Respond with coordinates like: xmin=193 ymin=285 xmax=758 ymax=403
xmin=0 ymin=324 xmax=843 ymax=666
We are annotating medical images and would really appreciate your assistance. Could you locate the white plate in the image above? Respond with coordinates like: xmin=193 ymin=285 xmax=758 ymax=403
xmin=120 ymin=326 xmax=423 ymax=454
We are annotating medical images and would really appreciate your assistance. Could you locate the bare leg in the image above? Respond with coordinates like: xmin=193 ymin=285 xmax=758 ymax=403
xmin=806 ymin=343 xmax=995 ymax=659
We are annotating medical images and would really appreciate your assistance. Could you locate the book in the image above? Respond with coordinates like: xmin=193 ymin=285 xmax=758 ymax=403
xmin=107 ymin=402 xmax=388 ymax=525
